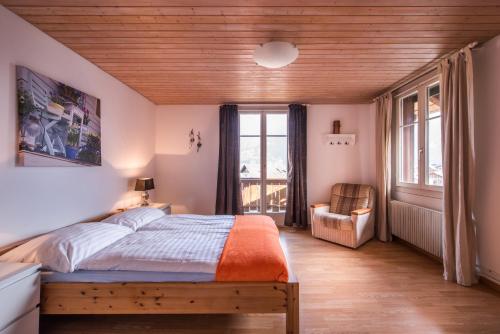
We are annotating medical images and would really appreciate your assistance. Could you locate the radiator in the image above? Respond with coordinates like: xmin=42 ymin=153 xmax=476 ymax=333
xmin=390 ymin=200 xmax=443 ymax=258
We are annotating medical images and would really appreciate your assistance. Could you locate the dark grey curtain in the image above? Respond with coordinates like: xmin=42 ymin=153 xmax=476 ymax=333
xmin=215 ymin=104 xmax=243 ymax=215
xmin=285 ymin=104 xmax=308 ymax=228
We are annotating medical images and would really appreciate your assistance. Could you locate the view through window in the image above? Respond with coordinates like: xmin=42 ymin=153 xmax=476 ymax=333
xmin=399 ymin=92 xmax=419 ymax=184
xmin=240 ymin=112 xmax=288 ymax=214
xmin=426 ymin=83 xmax=442 ymax=186
xmin=397 ymin=79 xmax=442 ymax=189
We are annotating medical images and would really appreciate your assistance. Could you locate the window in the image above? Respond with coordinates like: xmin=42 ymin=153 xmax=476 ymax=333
xmin=240 ymin=111 xmax=288 ymax=214
xmin=396 ymin=78 xmax=442 ymax=190
xmin=399 ymin=92 xmax=419 ymax=184
xmin=425 ymin=84 xmax=442 ymax=186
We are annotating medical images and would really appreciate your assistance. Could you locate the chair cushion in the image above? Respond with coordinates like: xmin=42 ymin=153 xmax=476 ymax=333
xmin=330 ymin=183 xmax=372 ymax=216
xmin=313 ymin=211 xmax=353 ymax=231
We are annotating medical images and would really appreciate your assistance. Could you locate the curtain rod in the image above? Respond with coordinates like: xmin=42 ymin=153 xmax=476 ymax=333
xmin=373 ymin=41 xmax=480 ymax=102
xmin=237 ymin=103 xmax=289 ymax=107
xmin=225 ymin=103 xmax=310 ymax=107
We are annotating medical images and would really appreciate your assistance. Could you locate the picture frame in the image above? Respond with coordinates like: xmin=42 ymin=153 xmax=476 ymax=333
xmin=16 ymin=66 xmax=101 ymax=167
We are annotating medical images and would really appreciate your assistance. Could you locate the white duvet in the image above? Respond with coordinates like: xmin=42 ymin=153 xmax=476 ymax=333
xmin=0 ymin=213 xmax=235 ymax=275
xmin=77 ymin=215 xmax=234 ymax=274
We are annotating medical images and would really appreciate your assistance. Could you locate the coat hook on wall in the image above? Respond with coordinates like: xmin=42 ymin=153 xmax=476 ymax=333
xmin=189 ymin=129 xmax=195 ymax=149
xmin=196 ymin=131 xmax=202 ymax=152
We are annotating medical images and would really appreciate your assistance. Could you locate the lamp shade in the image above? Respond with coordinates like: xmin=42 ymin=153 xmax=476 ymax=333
xmin=135 ymin=178 xmax=155 ymax=191
xmin=253 ymin=41 xmax=299 ymax=69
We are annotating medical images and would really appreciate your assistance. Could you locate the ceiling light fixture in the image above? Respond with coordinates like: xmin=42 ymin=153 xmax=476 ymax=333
xmin=253 ymin=41 xmax=299 ymax=69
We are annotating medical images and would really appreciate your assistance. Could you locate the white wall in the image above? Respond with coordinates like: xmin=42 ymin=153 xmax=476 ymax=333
xmin=154 ymin=104 xmax=376 ymax=214
xmin=307 ymin=105 xmax=376 ymax=205
xmin=155 ymin=106 xmax=219 ymax=214
xmin=473 ymin=34 xmax=500 ymax=284
xmin=0 ymin=6 xmax=156 ymax=246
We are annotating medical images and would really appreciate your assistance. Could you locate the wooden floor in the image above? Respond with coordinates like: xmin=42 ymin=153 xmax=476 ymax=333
xmin=41 ymin=228 xmax=500 ymax=334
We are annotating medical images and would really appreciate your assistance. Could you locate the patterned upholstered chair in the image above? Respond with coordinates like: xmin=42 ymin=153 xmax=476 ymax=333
xmin=310 ymin=183 xmax=375 ymax=248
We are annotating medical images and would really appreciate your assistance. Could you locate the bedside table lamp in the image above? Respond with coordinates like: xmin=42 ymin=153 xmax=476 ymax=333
xmin=135 ymin=178 xmax=155 ymax=206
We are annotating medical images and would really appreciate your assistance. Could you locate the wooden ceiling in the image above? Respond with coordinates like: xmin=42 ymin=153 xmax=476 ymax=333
xmin=3 ymin=0 xmax=500 ymax=104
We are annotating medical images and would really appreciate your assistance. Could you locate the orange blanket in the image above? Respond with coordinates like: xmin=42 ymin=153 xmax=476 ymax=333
xmin=215 ymin=215 xmax=289 ymax=282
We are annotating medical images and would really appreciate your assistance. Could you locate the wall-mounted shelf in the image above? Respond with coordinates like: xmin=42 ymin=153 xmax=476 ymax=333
xmin=325 ymin=134 xmax=356 ymax=146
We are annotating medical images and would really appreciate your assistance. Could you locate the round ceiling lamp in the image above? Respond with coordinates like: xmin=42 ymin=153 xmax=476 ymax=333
xmin=253 ymin=41 xmax=299 ymax=69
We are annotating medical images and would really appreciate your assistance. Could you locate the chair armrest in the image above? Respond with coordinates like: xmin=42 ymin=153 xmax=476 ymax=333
xmin=310 ymin=204 xmax=330 ymax=217
xmin=351 ymin=208 xmax=372 ymax=216
xmin=311 ymin=203 xmax=329 ymax=209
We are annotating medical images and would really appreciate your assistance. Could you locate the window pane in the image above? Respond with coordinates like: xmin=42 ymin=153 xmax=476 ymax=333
xmin=239 ymin=111 xmax=288 ymax=215
xmin=427 ymin=84 xmax=441 ymax=118
xmin=427 ymin=117 xmax=443 ymax=186
xmin=267 ymin=114 xmax=287 ymax=136
xmin=240 ymin=137 xmax=260 ymax=179
xmin=401 ymin=93 xmax=419 ymax=126
xmin=240 ymin=114 xmax=260 ymax=136
xmin=266 ymin=180 xmax=287 ymax=213
xmin=266 ymin=136 xmax=287 ymax=179
xmin=241 ymin=180 xmax=261 ymax=213
xmin=400 ymin=124 xmax=419 ymax=184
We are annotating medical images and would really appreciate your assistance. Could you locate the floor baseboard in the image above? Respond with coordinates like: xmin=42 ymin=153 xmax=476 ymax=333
xmin=392 ymin=235 xmax=442 ymax=263
xmin=393 ymin=235 xmax=500 ymax=293
xmin=479 ymin=275 xmax=500 ymax=294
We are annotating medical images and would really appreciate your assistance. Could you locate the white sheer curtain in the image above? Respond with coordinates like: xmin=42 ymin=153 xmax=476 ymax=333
xmin=375 ymin=93 xmax=392 ymax=242
xmin=439 ymin=45 xmax=478 ymax=286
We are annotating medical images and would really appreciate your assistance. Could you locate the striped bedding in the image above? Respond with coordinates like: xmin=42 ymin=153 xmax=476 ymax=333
xmin=1 ymin=213 xmax=289 ymax=283
xmin=77 ymin=215 xmax=235 ymax=274
xmin=138 ymin=214 xmax=234 ymax=232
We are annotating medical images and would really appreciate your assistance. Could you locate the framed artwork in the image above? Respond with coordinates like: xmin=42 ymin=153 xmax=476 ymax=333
xmin=16 ymin=65 xmax=101 ymax=166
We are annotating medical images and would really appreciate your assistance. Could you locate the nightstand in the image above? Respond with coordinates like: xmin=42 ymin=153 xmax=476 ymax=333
xmin=128 ymin=202 xmax=171 ymax=215
xmin=0 ymin=262 xmax=41 ymax=334
xmin=148 ymin=202 xmax=171 ymax=215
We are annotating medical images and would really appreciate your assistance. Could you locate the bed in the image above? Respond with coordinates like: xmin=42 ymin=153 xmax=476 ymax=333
xmin=0 ymin=209 xmax=299 ymax=334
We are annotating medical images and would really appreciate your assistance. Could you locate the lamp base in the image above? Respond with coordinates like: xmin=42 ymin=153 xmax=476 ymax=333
xmin=140 ymin=190 xmax=150 ymax=206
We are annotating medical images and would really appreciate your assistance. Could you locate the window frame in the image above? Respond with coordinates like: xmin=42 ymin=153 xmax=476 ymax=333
xmin=397 ymin=89 xmax=420 ymax=188
xmin=239 ymin=107 xmax=288 ymax=216
xmin=424 ymin=81 xmax=442 ymax=189
xmin=394 ymin=75 xmax=443 ymax=194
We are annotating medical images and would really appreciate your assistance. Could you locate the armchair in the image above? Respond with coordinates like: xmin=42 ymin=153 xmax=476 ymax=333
xmin=310 ymin=183 xmax=375 ymax=249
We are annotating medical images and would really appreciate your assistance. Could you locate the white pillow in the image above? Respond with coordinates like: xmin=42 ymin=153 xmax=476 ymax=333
xmin=0 ymin=222 xmax=132 ymax=273
xmin=101 ymin=207 xmax=165 ymax=231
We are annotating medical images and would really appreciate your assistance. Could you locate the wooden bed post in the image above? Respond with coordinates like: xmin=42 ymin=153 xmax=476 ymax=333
xmin=286 ymin=280 xmax=299 ymax=334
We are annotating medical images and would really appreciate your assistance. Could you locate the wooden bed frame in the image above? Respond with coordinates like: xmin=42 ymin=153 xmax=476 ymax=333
xmin=1 ymin=212 xmax=299 ymax=333
xmin=40 ymin=276 xmax=299 ymax=334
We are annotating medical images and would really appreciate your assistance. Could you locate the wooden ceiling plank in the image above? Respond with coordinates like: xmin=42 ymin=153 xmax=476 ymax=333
xmin=21 ymin=15 xmax=498 ymax=30
xmin=52 ymin=36 xmax=482 ymax=44
xmin=63 ymin=42 xmax=468 ymax=49
xmin=7 ymin=6 xmax=500 ymax=16
xmin=20 ymin=15 xmax=500 ymax=24
xmin=73 ymin=48 xmax=451 ymax=54
xmin=43 ymin=31 xmax=496 ymax=40
xmin=3 ymin=0 xmax=500 ymax=7
xmin=82 ymin=54 xmax=442 ymax=60
xmin=34 ymin=23 xmax=500 ymax=33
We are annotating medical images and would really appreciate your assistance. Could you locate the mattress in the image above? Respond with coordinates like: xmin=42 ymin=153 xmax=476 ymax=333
xmin=41 ymin=270 xmax=214 ymax=283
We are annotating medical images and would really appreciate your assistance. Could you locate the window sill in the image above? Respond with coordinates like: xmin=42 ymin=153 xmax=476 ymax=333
xmin=393 ymin=185 xmax=443 ymax=199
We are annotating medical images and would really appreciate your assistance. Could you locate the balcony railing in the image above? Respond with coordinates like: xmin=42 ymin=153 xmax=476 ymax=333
xmin=241 ymin=179 xmax=287 ymax=214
